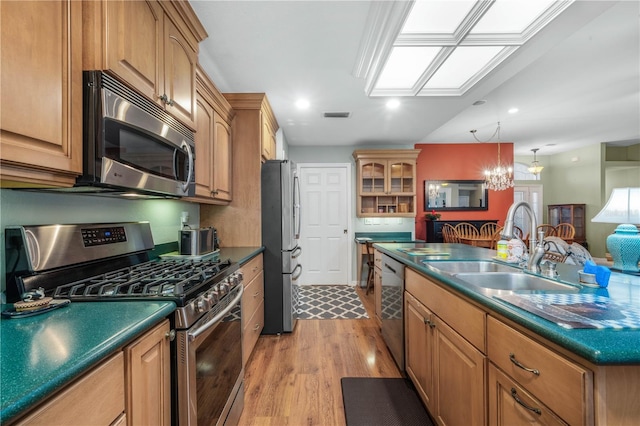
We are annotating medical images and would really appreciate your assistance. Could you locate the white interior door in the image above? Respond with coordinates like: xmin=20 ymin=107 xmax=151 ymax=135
xmin=298 ymin=164 xmax=351 ymax=285
xmin=513 ymin=185 xmax=543 ymax=238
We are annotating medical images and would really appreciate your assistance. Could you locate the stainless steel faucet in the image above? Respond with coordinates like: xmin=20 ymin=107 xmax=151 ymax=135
xmin=502 ymin=201 xmax=546 ymax=274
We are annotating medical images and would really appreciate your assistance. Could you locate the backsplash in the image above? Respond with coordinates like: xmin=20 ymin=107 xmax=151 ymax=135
xmin=0 ymin=189 xmax=200 ymax=291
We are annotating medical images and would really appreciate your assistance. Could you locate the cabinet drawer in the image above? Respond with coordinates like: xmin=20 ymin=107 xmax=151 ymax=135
xmin=405 ymin=268 xmax=485 ymax=352
xmin=487 ymin=317 xmax=592 ymax=426
xmin=242 ymin=254 xmax=263 ymax=286
xmin=17 ymin=353 xmax=124 ymax=425
xmin=242 ymin=270 xmax=264 ymax=329
xmin=242 ymin=299 xmax=264 ymax=366
xmin=489 ymin=363 xmax=567 ymax=426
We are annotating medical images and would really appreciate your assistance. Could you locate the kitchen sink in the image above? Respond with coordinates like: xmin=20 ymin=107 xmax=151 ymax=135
xmin=423 ymin=260 xmax=521 ymax=274
xmin=452 ymin=272 xmax=580 ymax=293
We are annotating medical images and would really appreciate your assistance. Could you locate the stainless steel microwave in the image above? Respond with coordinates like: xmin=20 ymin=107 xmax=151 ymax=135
xmin=77 ymin=71 xmax=195 ymax=197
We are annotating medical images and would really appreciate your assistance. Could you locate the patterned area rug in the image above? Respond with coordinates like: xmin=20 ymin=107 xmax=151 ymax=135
xmin=297 ymin=285 xmax=368 ymax=319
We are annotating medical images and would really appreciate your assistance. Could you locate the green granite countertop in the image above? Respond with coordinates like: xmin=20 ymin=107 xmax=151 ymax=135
xmin=219 ymin=247 xmax=264 ymax=265
xmin=354 ymin=232 xmax=419 ymax=243
xmin=0 ymin=301 xmax=175 ymax=424
xmin=375 ymin=242 xmax=640 ymax=365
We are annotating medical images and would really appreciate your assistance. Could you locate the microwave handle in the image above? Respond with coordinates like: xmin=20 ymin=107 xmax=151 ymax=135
xmin=180 ymin=141 xmax=194 ymax=192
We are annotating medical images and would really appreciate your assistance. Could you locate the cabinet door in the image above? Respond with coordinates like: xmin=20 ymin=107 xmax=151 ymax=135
xmin=488 ymin=363 xmax=567 ymax=426
xmin=261 ymin=117 xmax=276 ymax=161
xmin=433 ymin=315 xmax=486 ymax=426
xmin=212 ymin=113 xmax=233 ymax=202
xmin=0 ymin=0 xmax=82 ymax=185
xmin=163 ymin=14 xmax=197 ymax=130
xmin=405 ymin=293 xmax=435 ymax=410
xmin=103 ymin=0 xmax=164 ymax=105
xmin=194 ymin=94 xmax=215 ymax=198
xmin=388 ymin=161 xmax=415 ymax=195
xmin=359 ymin=161 xmax=386 ymax=194
xmin=125 ymin=320 xmax=171 ymax=426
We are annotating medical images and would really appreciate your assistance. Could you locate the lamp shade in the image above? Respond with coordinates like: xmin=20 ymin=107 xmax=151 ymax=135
xmin=591 ymin=187 xmax=640 ymax=273
xmin=591 ymin=188 xmax=640 ymax=224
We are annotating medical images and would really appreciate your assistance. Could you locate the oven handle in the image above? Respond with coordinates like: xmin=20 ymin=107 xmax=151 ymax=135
xmin=188 ymin=286 xmax=243 ymax=342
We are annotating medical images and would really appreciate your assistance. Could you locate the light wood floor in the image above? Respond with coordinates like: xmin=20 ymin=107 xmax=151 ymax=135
xmin=238 ymin=286 xmax=401 ymax=426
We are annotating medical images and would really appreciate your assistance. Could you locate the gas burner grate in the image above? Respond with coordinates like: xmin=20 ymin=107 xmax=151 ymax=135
xmin=52 ymin=258 xmax=234 ymax=300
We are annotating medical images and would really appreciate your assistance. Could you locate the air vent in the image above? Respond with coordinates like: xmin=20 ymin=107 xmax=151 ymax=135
xmin=323 ymin=112 xmax=351 ymax=118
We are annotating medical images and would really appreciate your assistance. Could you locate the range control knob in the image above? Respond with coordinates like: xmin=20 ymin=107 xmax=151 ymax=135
xmin=236 ymin=271 xmax=244 ymax=283
xmin=195 ymin=296 xmax=208 ymax=313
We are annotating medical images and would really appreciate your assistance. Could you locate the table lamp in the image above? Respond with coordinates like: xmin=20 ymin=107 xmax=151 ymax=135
xmin=591 ymin=187 xmax=640 ymax=273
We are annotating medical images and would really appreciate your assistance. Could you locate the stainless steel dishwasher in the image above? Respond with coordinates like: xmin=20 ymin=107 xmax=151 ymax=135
xmin=380 ymin=254 xmax=405 ymax=372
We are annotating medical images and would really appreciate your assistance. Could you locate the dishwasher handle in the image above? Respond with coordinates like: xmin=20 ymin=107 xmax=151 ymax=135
xmin=384 ymin=263 xmax=397 ymax=274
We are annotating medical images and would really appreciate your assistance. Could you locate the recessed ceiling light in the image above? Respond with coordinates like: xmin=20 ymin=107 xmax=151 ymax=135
xmin=295 ymin=99 xmax=310 ymax=109
xmin=386 ymin=99 xmax=400 ymax=109
xmin=508 ymin=107 xmax=519 ymax=114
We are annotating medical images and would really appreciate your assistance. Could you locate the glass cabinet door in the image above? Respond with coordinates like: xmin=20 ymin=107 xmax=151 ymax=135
xmin=361 ymin=161 xmax=386 ymax=194
xmin=389 ymin=161 xmax=414 ymax=194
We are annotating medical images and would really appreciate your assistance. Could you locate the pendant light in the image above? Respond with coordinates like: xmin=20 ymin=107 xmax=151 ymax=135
xmin=527 ymin=148 xmax=544 ymax=176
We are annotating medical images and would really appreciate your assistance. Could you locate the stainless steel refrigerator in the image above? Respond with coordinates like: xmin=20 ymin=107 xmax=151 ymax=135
xmin=261 ymin=160 xmax=302 ymax=334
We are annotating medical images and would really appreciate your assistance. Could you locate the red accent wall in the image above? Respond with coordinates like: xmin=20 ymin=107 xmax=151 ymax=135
xmin=415 ymin=143 xmax=514 ymax=240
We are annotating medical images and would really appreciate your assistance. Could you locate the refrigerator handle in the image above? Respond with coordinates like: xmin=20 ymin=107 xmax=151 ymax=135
xmin=291 ymin=246 xmax=302 ymax=258
xmin=291 ymin=264 xmax=302 ymax=281
xmin=293 ymin=173 xmax=301 ymax=239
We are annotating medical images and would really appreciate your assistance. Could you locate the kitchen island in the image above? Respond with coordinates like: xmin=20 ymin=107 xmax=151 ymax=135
xmin=375 ymin=242 xmax=640 ymax=425
xmin=0 ymin=301 xmax=175 ymax=424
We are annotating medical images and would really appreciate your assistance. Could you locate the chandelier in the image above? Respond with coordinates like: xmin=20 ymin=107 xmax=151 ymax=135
xmin=470 ymin=122 xmax=514 ymax=191
xmin=428 ymin=182 xmax=440 ymax=200
xmin=527 ymin=148 xmax=544 ymax=176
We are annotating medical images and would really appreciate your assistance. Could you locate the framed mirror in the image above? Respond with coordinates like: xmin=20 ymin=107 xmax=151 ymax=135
xmin=424 ymin=180 xmax=488 ymax=211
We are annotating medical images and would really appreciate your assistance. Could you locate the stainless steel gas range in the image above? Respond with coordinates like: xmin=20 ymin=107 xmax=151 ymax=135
xmin=5 ymin=222 xmax=244 ymax=426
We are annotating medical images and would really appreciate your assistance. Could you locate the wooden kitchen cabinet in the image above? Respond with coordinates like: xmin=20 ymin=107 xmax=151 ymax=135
xmin=352 ymin=150 xmax=421 ymax=217
xmin=14 ymin=353 xmax=125 ymax=426
xmin=241 ymin=254 xmax=265 ymax=366
xmin=201 ymin=93 xmax=279 ymax=247
xmin=487 ymin=316 xmax=592 ymax=426
xmin=0 ymin=0 xmax=83 ymax=188
xmin=125 ymin=319 xmax=171 ymax=426
xmin=83 ymin=0 xmax=207 ymax=130
xmin=405 ymin=292 xmax=435 ymax=409
xmin=373 ymin=249 xmax=383 ymax=326
xmin=190 ymin=64 xmax=234 ymax=204
xmin=405 ymin=268 xmax=486 ymax=425
xmin=262 ymin=117 xmax=277 ymax=161
xmin=488 ymin=363 xmax=567 ymax=426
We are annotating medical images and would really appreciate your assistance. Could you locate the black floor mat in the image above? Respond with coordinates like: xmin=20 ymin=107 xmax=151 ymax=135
xmin=341 ymin=377 xmax=434 ymax=426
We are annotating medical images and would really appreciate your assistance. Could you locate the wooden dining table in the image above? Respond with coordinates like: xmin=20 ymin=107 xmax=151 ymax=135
xmin=458 ymin=237 xmax=494 ymax=248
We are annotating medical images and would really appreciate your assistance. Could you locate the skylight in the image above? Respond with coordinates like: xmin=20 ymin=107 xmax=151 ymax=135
xmin=362 ymin=0 xmax=573 ymax=97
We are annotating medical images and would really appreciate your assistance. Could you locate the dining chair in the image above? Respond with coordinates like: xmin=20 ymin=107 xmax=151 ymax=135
xmin=442 ymin=223 xmax=460 ymax=243
xmin=490 ymin=226 xmax=504 ymax=250
xmin=554 ymin=223 xmax=576 ymax=243
xmin=365 ymin=241 xmax=375 ymax=295
xmin=454 ymin=222 xmax=480 ymax=240
xmin=479 ymin=222 xmax=498 ymax=239
xmin=536 ymin=224 xmax=556 ymax=239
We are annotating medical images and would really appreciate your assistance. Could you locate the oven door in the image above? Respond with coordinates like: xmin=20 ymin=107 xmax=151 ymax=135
xmin=176 ymin=285 xmax=244 ymax=426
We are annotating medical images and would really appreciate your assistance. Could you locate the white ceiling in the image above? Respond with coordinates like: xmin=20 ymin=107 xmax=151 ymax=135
xmin=191 ymin=0 xmax=639 ymax=156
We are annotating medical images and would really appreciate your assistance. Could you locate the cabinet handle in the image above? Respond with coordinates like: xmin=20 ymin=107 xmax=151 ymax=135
xmin=253 ymin=324 xmax=261 ymax=331
xmin=211 ymin=190 xmax=219 ymax=197
xmin=253 ymin=291 xmax=260 ymax=297
xmin=510 ymin=388 xmax=542 ymax=415
xmin=159 ymin=94 xmax=169 ymax=104
xmin=167 ymin=98 xmax=175 ymax=106
xmin=165 ymin=329 xmax=176 ymax=341
xmin=423 ymin=318 xmax=436 ymax=328
xmin=509 ymin=353 xmax=540 ymax=376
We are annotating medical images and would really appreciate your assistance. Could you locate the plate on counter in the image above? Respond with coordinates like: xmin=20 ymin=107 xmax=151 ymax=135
xmin=2 ymin=299 xmax=70 ymax=319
